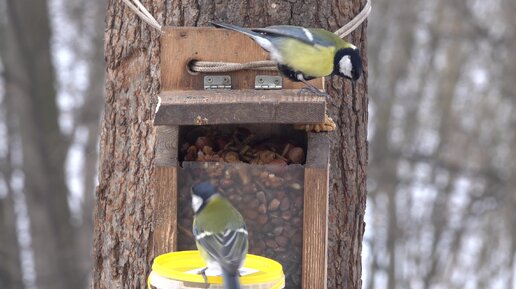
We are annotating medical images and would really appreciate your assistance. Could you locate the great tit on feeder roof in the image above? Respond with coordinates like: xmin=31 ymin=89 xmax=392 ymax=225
xmin=192 ymin=181 xmax=249 ymax=289
xmin=211 ymin=22 xmax=363 ymax=96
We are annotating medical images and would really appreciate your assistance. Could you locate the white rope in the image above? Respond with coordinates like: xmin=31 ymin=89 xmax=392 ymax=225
xmin=190 ymin=61 xmax=277 ymax=72
xmin=334 ymin=0 xmax=372 ymax=38
xmin=120 ymin=0 xmax=371 ymax=72
xmin=121 ymin=0 xmax=162 ymax=31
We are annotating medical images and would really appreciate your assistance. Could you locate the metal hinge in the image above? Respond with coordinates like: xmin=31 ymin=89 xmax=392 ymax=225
xmin=204 ymin=75 xmax=231 ymax=90
xmin=255 ymin=75 xmax=282 ymax=90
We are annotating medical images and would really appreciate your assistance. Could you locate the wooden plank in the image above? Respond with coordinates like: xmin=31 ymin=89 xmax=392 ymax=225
xmin=153 ymin=127 xmax=179 ymax=255
xmin=305 ymin=132 xmax=331 ymax=168
xmin=303 ymin=132 xmax=330 ymax=289
xmin=161 ymin=27 xmax=324 ymax=91
xmin=155 ymin=89 xmax=326 ymax=125
xmin=302 ymin=168 xmax=329 ymax=289
xmin=155 ymin=126 xmax=179 ymax=167
xmin=153 ymin=166 xmax=178 ymax=255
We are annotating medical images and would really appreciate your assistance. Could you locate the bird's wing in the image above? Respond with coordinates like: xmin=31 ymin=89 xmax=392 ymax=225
xmin=194 ymin=226 xmax=248 ymax=274
xmin=252 ymin=25 xmax=335 ymax=47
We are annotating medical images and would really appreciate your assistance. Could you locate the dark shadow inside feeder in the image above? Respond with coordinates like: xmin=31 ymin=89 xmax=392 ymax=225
xmin=177 ymin=124 xmax=306 ymax=289
xmin=178 ymin=124 xmax=307 ymax=165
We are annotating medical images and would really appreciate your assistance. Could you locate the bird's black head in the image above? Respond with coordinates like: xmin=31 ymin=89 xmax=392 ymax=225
xmin=333 ymin=47 xmax=363 ymax=81
xmin=191 ymin=181 xmax=218 ymax=213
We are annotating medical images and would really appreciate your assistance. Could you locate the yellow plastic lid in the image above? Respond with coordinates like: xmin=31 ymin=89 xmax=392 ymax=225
xmin=151 ymin=250 xmax=284 ymax=286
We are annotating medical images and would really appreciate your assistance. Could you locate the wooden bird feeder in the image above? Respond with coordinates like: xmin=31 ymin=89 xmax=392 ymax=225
xmin=153 ymin=27 xmax=330 ymax=289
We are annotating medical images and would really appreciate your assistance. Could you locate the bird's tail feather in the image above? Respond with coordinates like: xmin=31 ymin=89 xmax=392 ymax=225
xmin=222 ymin=270 xmax=241 ymax=289
xmin=211 ymin=22 xmax=263 ymax=39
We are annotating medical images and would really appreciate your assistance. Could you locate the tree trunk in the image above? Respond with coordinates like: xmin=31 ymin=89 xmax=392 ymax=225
xmin=0 ymin=6 xmax=22 ymax=289
xmin=0 ymin=181 xmax=23 ymax=289
xmin=0 ymin=67 xmax=23 ymax=289
xmin=93 ymin=1 xmax=367 ymax=288
xmin=77 ymin=0 xmax=107 ymax=285
xmin=2 ymin=0 xmax=82 ymax=289
xmin=91 ymin=0 xmax=162 ymax=287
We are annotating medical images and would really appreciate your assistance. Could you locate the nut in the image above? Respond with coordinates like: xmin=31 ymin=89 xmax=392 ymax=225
xmin=280 ymin=198 xmax=290 ymax=211
xmin=268 ymin=199 xmax=281 ymax=211
xmin=258 ymin=150 xmax=276 ymax=164
xmin=268 ymin=159 xmax=288 ymax=175
xmin=223 ymin=151 xmax=240 ymax=163
xmin=258 ymin=204 xmax=267 ymax=214
xmin=195 ymin=136 xmax=213 ymax=150
xmin=257 ymin=214 xmax=268 ymax=225
xmin=287 ymin=147 xmax=305 ymax=164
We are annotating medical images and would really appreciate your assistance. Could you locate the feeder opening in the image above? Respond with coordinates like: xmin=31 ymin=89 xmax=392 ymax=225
xmin=177 ymin=124 xmax=307 ymax=289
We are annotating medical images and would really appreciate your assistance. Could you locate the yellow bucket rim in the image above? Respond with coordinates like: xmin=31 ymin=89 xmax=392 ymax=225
xmin=151 ymin=250 xmax=284 ymax=285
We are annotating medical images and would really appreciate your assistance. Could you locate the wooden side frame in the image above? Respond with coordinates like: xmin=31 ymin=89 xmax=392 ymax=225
xmin=152 ymin=126 xmax=179 ymax=256
xmin=303 ymin=132 xmax=330 ymax=289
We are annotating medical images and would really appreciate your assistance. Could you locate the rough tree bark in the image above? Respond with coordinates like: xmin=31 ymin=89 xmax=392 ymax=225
xmin=92 ymin=1 xmax=367 ymax=288
xmin=91 ymin=1 xmax=162 ymax=287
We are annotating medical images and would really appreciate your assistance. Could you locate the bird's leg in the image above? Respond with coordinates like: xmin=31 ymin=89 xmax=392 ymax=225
xmin=197 ymin=267 xmax=209 ymax=289
xmin=298 ymin=78 xmax=330 ymax=98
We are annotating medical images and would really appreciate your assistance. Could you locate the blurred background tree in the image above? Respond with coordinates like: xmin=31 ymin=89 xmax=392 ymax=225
xmin=365 ymin=0 xmax=516 ymax=288
xmin=0 ymin=0 xmax=104 ymax=288
xmin=0 ymin=0 xmax=515 ymax=288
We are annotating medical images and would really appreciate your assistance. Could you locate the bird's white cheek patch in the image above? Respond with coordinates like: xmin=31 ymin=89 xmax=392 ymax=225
xmin=339 ymin=56 xmax=353 ymax=78
xmin=192 ymin=195 xmax=203 ymax=212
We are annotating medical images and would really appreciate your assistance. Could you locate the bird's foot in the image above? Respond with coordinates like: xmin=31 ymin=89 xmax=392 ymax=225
xmin=197 ymin=267 xmax=209 ymax=289
xmin=297 ymin=86 xmax=330 ymax=98
xmin=298 ymin=78 xmax=330 ymax=98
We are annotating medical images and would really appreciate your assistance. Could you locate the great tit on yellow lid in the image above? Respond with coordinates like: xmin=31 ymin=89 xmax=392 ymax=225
xmin=192 ymin=181 xmax=248 ymax=289
xmin=211 ymin=22 xmax=362 ymax=96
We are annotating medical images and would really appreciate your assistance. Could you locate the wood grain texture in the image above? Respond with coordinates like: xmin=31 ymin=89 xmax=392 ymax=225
xmin=155 ymin=90 xmax=326 ymax=125
xmin=306 ymin=132 xmax=331 ymax=169
xmin=155 ymin=126 xmax=179 ymax=166
xmin=153 ymin=167 xmax=178 ymax=255
xmin=161 ymin=27 xmax=324 ymax=91
xmin=303 ymin=132 xmax=330 ymax=289
xmin=303 ymin=167 xmax=329 ymax=289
